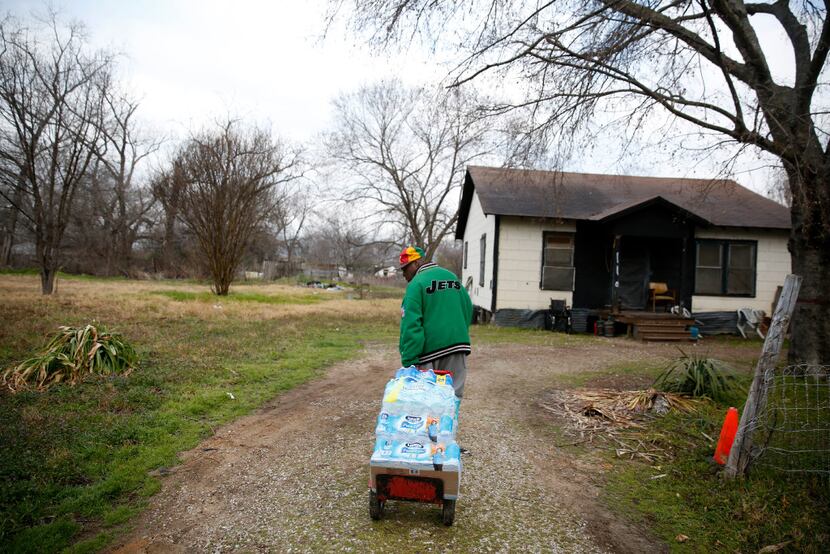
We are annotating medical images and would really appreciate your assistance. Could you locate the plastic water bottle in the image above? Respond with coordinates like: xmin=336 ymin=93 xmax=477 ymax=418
xmin=394 ymin=366 xmax=419 ymax=380
xmin=371 ymin=438 xmax=395 ymax=464
xmin=420 ymin=369 xmax=437 ymax=383
xmin=442 ymin=443 xmax=461 ymax=472
xmin=375 ymin=411 xmax=392 ymax=434
xmin=438 ymin=414 xmax=455 ymax=442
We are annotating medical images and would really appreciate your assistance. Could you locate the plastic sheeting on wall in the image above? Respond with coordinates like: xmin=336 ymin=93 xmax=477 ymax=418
xmin=692 ymin=311 xmax=740 ymax=335
xmin=493 ymin=309 xmax=548 ymax=329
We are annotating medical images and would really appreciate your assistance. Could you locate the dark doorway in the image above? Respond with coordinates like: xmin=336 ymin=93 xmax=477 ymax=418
xmin=617 ymin=236 xmax=683 ymax=310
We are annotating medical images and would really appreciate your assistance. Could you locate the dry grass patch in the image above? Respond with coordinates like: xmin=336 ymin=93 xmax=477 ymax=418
xmin=0 ymin=275 xmax=400 ymax=328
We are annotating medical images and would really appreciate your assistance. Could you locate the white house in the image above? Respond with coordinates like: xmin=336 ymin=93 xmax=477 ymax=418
xmin=374 ymin=265 xmax=399 ymax=278
xmin=456 ymin=166 xmax=791 ymax=323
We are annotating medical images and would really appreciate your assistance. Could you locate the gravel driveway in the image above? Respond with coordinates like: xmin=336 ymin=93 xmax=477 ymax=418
xmin=114 ymin=339 xmax=669 ymax=553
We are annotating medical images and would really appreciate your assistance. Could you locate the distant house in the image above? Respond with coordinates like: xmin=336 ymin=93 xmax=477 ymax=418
xmin=303 ymin=262 xmax=353 ymax=280
xmin=456 ymin=166 xmax=791 ymax=322
xmin=375 ymin=265 xmax=399 ymax=278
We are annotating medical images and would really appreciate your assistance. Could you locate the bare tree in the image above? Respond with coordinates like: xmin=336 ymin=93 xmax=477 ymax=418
xmin=338 ymin=1 xmax=830 ymax=364
xmin=0 ymin=13 xmax=113 ymax=293
xmin=325 ymin=80 xmax=489 ymax=259
xmin=90 ymin=87 xmax=160 ymax=275
xmin=268 ymin=186 xmax=311 ymax=270
xmin=150 ymin=159 xmax=188 ymax=275
xmin=305 ymin=213 xmax=394 ymax=275
xmin=240 ymin=185 xmax=311 ymax=277
xmin=434 ymin=239 xmax=463 ymax=277
xmin=175 ymin=121 xmax=302 ymax=295
xmin=0 ymin=179 xmax=25 ymax=266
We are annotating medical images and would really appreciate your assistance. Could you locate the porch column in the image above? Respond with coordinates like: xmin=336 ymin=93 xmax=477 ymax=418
xmin=611 ymin=235 xmax=621 ymax=311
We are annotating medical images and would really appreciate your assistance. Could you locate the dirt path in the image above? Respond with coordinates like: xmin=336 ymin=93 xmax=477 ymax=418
xmin=114 ymin=339 xmax=673 ymax=553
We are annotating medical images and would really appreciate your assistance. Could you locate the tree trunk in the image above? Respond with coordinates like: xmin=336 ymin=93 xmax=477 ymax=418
xmin=115 ymin=227 xmax=133 ymax=277
xmin=0 ymin=232 xmax=12 ymax=267
xmin=213 ymin=273 xmax=231 ymax=295
xmin=40 ymin=266 xmax=57 ymax=295
xmin=788 ymin=236 xmax=830 ymax=365
xmin=425 ymin=242 xmax=440 ymax=262
xmin=162 ymin=211 xmax=177 ymax=275
xmin=786 ymin=163 xmax=830 ymax=365
xmin=1 ymin=186 xmax=22 ymax=267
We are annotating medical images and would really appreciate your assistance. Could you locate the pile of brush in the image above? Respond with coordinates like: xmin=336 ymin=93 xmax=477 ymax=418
xmin=539 ymin=388 xmax=699 ymax=460
xmin=542 ymin=388 xmax=696 ymax=426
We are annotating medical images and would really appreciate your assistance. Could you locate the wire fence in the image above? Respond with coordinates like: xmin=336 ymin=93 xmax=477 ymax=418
xmin=752 ymin=364 xmax=830 ymax=479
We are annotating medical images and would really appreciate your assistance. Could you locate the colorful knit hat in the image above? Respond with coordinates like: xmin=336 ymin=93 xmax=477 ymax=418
xmin=399 ymin=246 xmax=425 ymax=268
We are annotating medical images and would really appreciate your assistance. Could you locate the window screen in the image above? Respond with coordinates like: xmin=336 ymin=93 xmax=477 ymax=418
xmin=479 ymin=234 xmax=486 ymax=287
xmin=695 ymin=242 xmax=723 ymax=295
xmin=463 ymin=241 xmax=468 ymax=269
xmin=541 ymin=232 xmax=575 ymax=291
xmin=727 ymin=243 xmax=755 ymax=295
xmin=695 ymin=240 xmax=756 ymax=296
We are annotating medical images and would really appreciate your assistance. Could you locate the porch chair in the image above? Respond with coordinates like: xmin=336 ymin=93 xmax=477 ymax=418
xmin=737 ymin=308 xmax=766 ymax=339
xmin=648 ymin=282 xmax=676 ymax=312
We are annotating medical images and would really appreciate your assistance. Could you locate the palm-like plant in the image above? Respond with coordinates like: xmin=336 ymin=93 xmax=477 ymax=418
xmin=1 ymin=324 xmax=138 ymax=392
xmin=653 ymin=349 xmax=740 ymax=401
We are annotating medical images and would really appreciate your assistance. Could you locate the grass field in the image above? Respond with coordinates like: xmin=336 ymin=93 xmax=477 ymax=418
xmin=0 ymin=274 xmax=400 ymax=553
xmin=1 ymin=273 xmax=826 ymax=553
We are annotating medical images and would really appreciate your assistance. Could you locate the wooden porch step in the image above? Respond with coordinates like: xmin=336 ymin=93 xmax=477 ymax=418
xmin=613 ymin=314 xmax=694 ymax=326
xmin=634 ymin=320 xmax=692 ymax=328
xmin=636 ymin=324 xmax=691 ymax=333
xmin=640 ymin=333 xmax=693 ymax=342
xmin=638 ymin=330 xmax=695 ymax=342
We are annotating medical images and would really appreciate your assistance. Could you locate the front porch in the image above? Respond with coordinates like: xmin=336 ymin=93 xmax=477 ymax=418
xmin=572 ymin=197 xmax=701 ymax=314
xmin=604 ymin=310 xmax=697 ymax=342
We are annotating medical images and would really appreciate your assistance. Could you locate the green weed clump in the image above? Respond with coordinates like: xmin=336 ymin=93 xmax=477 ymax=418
xmin=653 ymin=349 xmax=740 ymax=401
xmin=1 ymin=324 xmax=138 ymax=392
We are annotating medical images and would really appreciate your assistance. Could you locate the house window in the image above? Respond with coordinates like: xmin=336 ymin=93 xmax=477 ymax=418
xmin=479 ymin=234 xmax=486 ymax=287
xmin=463 ymin=241 xmax=468 ymax=269
xmin=541 ymin=232 xmax=575 ymax=291
xmin=695 ymin=240 xmax=756 ymax=296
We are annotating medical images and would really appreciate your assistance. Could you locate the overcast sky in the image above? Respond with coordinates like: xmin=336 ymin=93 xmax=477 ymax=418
xmin=5 ymin=0 xmax=447 ymax=140
xmin=4 ymin=0 xmax=805 ymax=196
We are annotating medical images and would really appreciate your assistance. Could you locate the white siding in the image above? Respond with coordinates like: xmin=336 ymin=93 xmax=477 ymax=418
xmin=692 ymin=227 xmax=790 ymax=313
xmin=460 ymin=191 xmax=496 ymax=310
xmin=495 ymin=217 xmax=576 ymax=310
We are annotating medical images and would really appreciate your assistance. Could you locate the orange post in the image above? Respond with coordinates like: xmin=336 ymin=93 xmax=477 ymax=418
xmin=713 ymin=407 xmax=739 ymax=465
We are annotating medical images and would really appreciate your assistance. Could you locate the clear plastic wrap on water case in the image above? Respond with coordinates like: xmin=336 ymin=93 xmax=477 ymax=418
xmin=371 ymin=368 xmax=462 ymax=473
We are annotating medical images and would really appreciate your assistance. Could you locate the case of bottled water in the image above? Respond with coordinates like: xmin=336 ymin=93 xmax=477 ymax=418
xmin=371 ymin=366 xmax=461 ymax=475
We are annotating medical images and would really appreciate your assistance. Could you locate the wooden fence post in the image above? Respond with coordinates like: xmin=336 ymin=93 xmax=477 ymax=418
xmin=724 ymin=274 xmax=802 ymax=478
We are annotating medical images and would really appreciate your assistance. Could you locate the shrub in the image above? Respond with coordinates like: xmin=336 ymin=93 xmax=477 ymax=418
xmin=653 ymin=350 xmax=740 ymax=401
xmin=1 ymin=324 xmax=138 ymax=392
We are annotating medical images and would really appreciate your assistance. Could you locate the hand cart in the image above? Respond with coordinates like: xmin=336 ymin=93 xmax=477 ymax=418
xmin=368 ymin=464 xmax=459 ymax=525
xmin=368 ymin=369 xmax=460 ymax=525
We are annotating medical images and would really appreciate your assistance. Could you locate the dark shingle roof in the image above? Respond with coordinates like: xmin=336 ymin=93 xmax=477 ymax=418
xmin=456 ymin=166 xmax=790 ymax=238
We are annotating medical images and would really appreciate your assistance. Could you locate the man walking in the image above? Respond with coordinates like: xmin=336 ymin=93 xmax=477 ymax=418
xmin=398 ymin=246 xmax=473 ymax=398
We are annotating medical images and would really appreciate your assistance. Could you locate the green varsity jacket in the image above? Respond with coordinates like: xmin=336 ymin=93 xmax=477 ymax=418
xmin=399 ymin=262 xmax=473 ymax=367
